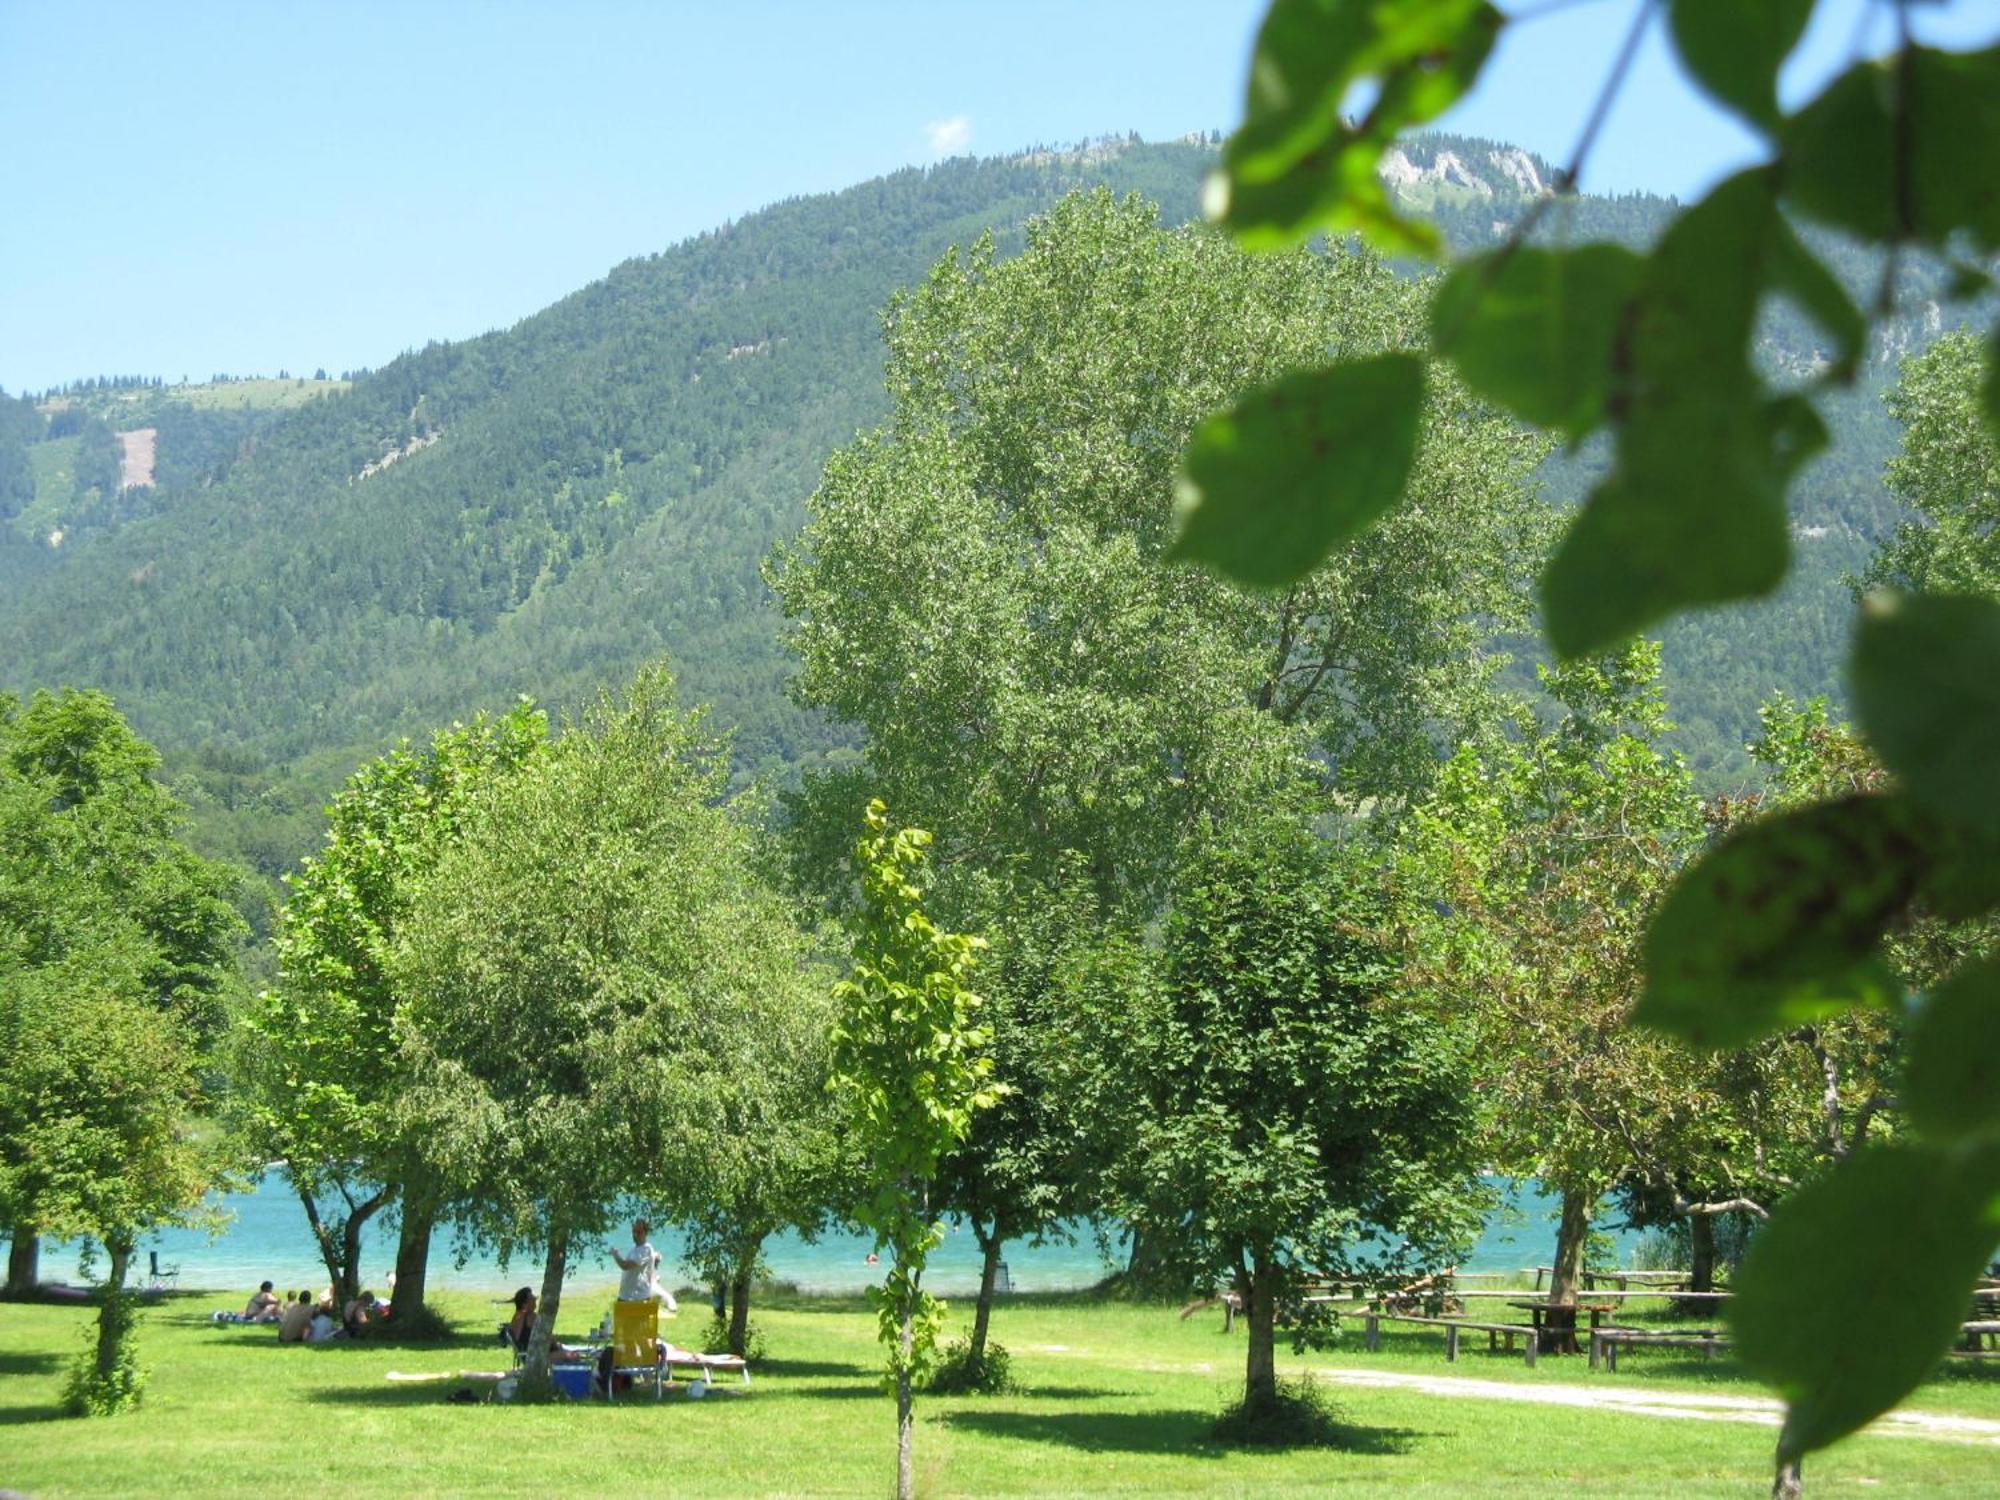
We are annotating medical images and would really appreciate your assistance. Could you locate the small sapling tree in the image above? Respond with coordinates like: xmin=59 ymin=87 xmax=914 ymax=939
xmin=830 ymin=801 xmax=1004 ymax=1500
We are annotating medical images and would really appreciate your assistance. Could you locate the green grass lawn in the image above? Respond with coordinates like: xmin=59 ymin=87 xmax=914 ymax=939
xmin=2 ymin=1288 xmax=1994 ymax=1497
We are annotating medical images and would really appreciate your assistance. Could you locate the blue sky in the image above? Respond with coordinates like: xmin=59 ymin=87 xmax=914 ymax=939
xmin=3 ymin=0 xmax=1995 ymax=395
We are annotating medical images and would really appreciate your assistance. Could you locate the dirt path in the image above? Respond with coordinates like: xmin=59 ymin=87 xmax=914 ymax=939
xmin=1307 ymin=1366 xmax=2000 ymax=1447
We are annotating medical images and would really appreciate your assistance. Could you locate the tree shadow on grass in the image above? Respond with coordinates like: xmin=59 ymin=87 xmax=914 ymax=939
xmin=0 ymin=1349 xmax=63 ymax=1377
xmin=941 ymin=1407 xmax=1427 ymax=1458
xmin=755 ymin=1356 xmax=875 ymax=1380
xmin=0 ymin=1405 xmax=66 ymax=1427
xmin=1928 ymin=1357 xmax=2000 ymax=1391
xmin=1004 ymin=1385 xmax=1136 ymax=1401
xmin=300 ymin=1379 xmax=763 ymax=1412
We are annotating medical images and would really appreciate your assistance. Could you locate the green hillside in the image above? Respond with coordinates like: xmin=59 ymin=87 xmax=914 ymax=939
xmin=0 ymin=133 xmax=1955 ymax=874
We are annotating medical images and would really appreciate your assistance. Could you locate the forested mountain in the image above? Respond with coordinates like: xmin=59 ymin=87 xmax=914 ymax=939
xmin=0 ymin=133 xmax=1963 ymax=884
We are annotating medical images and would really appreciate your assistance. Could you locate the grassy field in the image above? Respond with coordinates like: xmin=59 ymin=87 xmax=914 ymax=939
xmin=3 ymin=1288 xmax=1996 ymax=1497
xmin=17 ymin=435 xmax=79 ymax=541
xmin=174 ymin=377 xmax=349 ymax=411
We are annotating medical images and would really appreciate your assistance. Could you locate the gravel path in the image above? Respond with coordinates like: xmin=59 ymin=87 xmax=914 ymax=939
xmin=1306 ymin=1365 xmax=2000 ymax=1446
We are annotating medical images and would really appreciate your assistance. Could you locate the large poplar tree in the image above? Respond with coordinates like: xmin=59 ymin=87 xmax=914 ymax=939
xmin=770 ymin=189 xmax=1551 ymax=1328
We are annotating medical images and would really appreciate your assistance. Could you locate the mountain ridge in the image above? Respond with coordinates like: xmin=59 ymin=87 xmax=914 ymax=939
xmin=0 ymin=133 xmax=1958 ymax=887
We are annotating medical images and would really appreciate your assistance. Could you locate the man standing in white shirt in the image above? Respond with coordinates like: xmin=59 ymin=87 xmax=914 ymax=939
xmin=610 ymin=1218 xmax=677 ymax=1311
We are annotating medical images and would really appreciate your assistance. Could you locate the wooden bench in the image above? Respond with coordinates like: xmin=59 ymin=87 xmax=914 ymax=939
xmin=1590 ymin=1327 xmax=1728 ymax=1371
xmin=1956 ymin=1320 xmax=2000 ymax=1355
xmin=1509 ymin=1299 xmax=1616 ymax=1355
xmin=1361 ymin=1311 xmax=1539 ymax=1367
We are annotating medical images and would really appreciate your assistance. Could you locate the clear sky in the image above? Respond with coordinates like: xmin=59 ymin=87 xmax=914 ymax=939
xmin=3 ymin=0 xmax=1995 ymax=395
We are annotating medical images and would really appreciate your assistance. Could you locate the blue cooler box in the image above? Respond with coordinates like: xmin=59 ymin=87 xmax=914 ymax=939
xmin=551 ymin=1365 xmax=594 ymax=1399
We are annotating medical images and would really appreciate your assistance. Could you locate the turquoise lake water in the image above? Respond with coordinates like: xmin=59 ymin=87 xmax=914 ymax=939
xmin=23 ymin=1176 xmax=1645 ymax=1301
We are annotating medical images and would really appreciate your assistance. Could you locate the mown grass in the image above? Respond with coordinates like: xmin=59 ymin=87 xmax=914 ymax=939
xmin=1 ymin=1287 xmax=1994 ymax=1496
xmin=176 ymin=377 xmax=348 ymax=411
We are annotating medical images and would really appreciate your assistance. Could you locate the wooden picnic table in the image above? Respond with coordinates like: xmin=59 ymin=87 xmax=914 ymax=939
xmin=1509 ymin=1299 xmax=1616 ymax=1355
xmin=1530 ymin=1266 xmax=1706 ymax=1292
xmin=1445 ymin=1288 xmax=1730 ymax=1302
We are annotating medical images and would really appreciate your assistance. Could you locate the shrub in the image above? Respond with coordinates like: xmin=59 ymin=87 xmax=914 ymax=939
xmin=62 ymin=1293 xmax=145 ymax=1417
xmin=700 ymin=1314 xmax=767 ymax=1362
xmin=924 ymin=1337 xmax=1015 ymax=1395
xmin=1210 ymin=1375 xmax=1347 ymax=1449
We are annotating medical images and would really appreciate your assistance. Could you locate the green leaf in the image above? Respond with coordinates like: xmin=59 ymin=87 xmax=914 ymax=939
xmin=1734 ymin=1144 xmax=2000 ymax=1462
xmin=1431 ymin=245 xmax=1643 ymax=438
xmin=1851 ymin=593 xmax=2000 ymax=839
xmin=1636 ymin=795 xmax=1921 ymax=1048
xmin=1170 ymin=355 xmax=1425 ymax=589
xmin=1541 ymin=173 xmax=1821 ymax=656
xmin=1214 ymin=0 xmax=1502 ymax=253
xmin=1667 ymin=0 xmax=1812 ymax=132
xmin=1918 ymin=822 xmax=2000 ymax=922
xmin=1945 ymin=262 xmax=1994 ymax=301
xmin=1541 ymin=393 xmax=1814 ymax=658
xmin=1905 ymin=956 xmax=2000 ymax=1142
xmin=1768 ymin=219 xmax=1866 ymax=377
xmin=1783 ymin=47 xmax=2000 ymax=250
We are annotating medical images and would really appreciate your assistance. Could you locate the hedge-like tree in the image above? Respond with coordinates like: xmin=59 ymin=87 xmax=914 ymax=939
xmin=241 ymin=703 xmax=548 ymax=1315
xmin=1113 ymin=812 xmax=1481 ymax=1420
xmin=0 ymin=691 xmax=234 ymax=1410
xmin=391 ymin=667 xmax=814 ymax=1389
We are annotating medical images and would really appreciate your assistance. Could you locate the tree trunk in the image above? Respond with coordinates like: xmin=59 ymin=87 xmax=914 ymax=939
xmin=95 ymin=1234 xmax=133 ymax=1384
xmin=294 ymin=1178 xmax=391 ymax=1308
xmin=340 ymin=1203 xmax=370 ymax=1308
xmin=728 ymin=1262 xmax=753 ymax=1358
xmin=1541 ymin=1185 xmax=1595 ymax=1355
xmin=6 ymin=1229 xmax=37 ymax=1296
xmin=1689 ymin=1213 xmax=1717 ymax=1294
xmin=391 ymin=1207 xmax=433 ymax=1320
xmin=522 ymin=1224 xmax=569 ymax=1391
xmin=1244 ymin=1247 xmax=1278 ymax=1416
xmin=969 ymin=1219 xmax=1003 ymax=1365
xmin=896 ymin=1299 xmax=915 ymax=1500
xmin=1773 ymin=1452 xmax=1803 ymax=1499
xmin=1549 ymin=1185 xmax=1592 ymax=1307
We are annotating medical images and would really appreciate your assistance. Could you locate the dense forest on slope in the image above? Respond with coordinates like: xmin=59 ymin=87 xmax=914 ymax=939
xmin=0 ymin=134 xmax=1965 ymax=886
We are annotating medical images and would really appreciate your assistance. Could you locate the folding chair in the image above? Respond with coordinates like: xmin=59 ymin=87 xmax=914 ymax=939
xmin=607 ymin=1299 xmax=663 ymax=1400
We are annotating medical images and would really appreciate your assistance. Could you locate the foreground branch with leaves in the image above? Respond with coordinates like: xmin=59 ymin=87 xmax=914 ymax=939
xmin=1173 ymin=3 xmax=2000 ymax=1492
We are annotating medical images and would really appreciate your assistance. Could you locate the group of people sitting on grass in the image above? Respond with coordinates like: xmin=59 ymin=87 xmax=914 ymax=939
xmin=215 ymin=1280 xmax=385 ymax=1341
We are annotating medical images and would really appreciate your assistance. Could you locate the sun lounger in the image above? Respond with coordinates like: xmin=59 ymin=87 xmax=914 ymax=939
xmin=661 ymin=1343 xmax=751 ymax=1393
